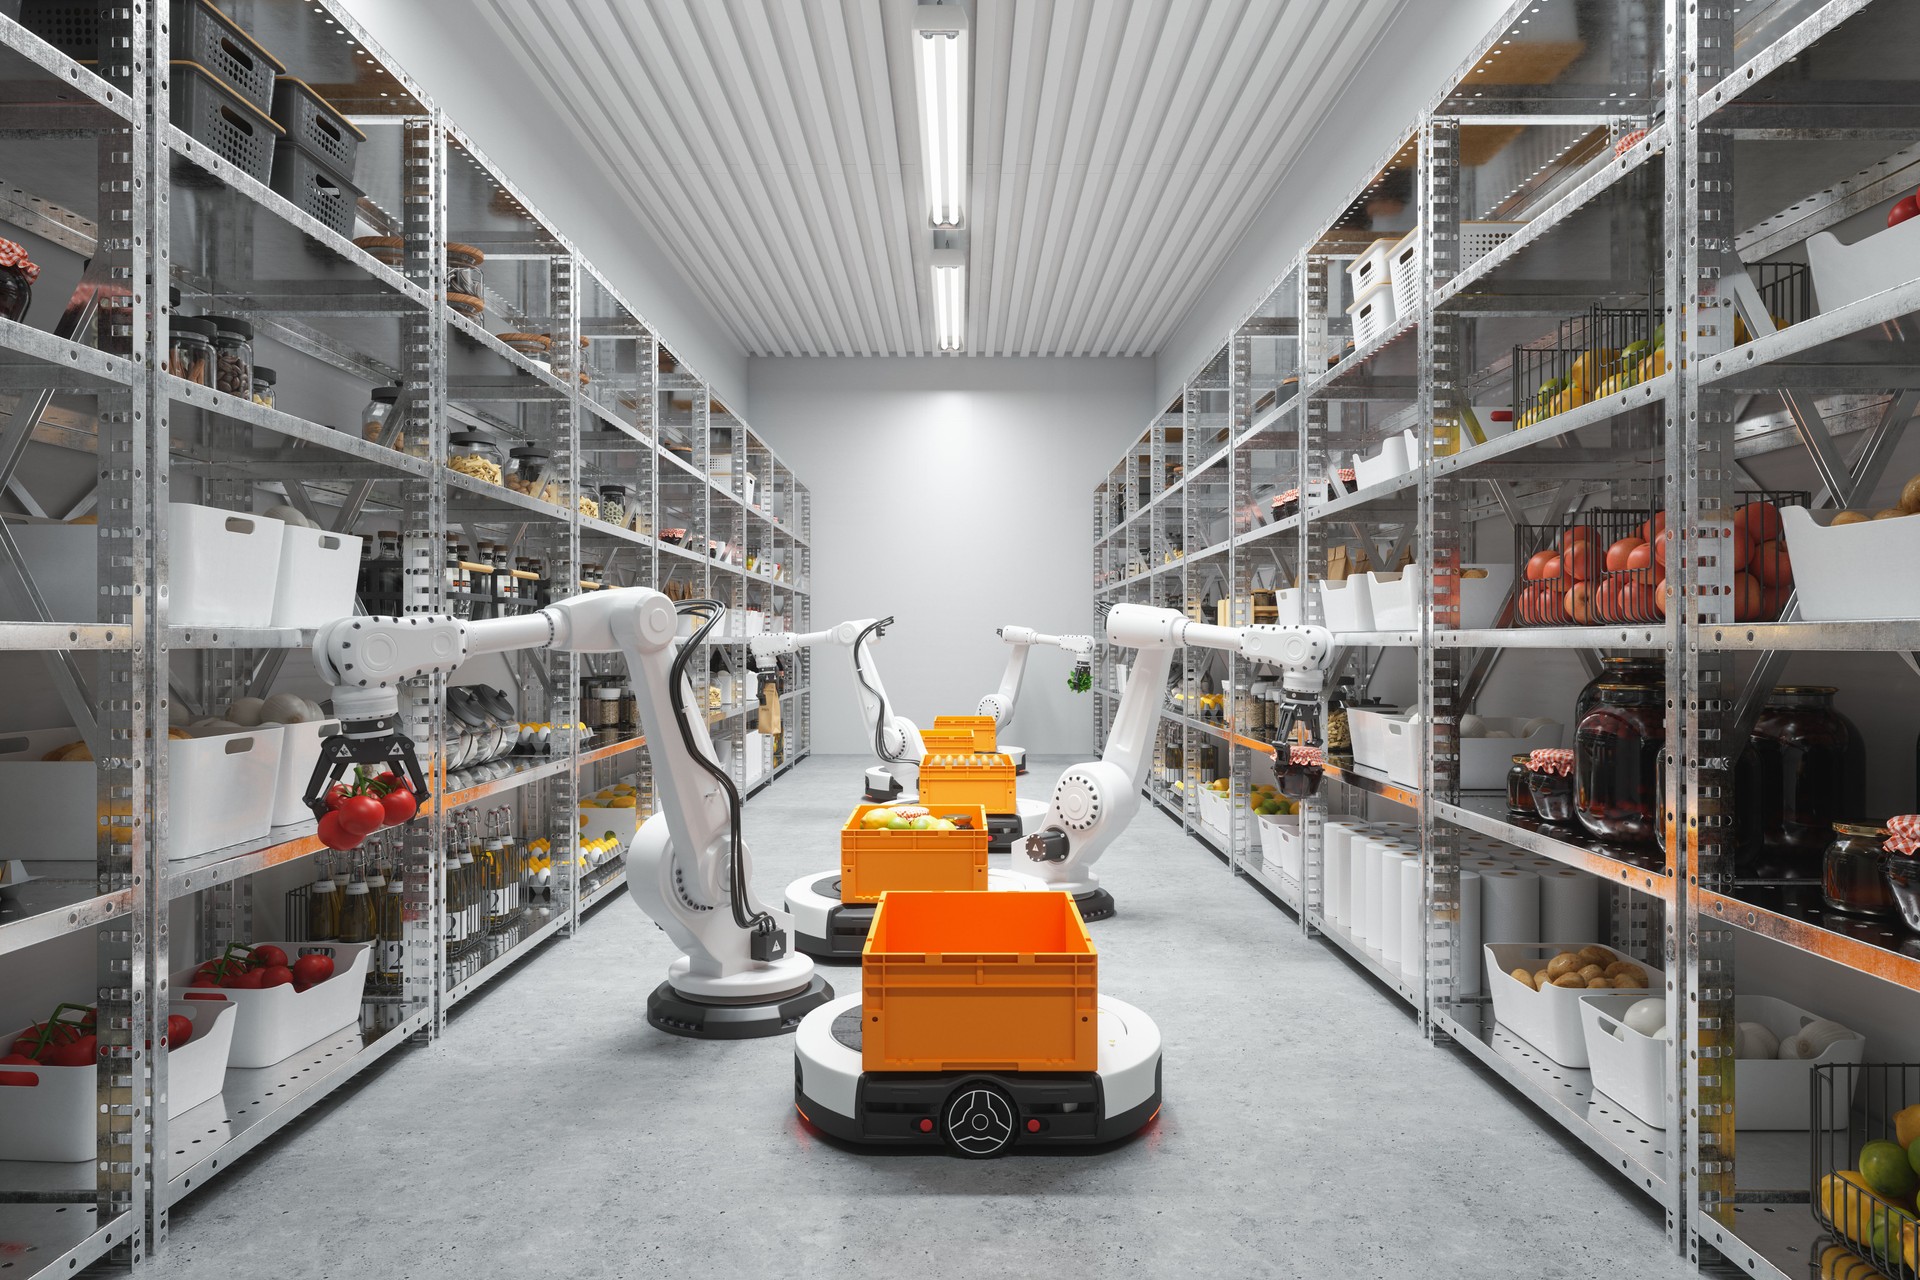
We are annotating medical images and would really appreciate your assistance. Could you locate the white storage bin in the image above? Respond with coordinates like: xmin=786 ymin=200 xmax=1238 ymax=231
xmin=1457 ymin=563 xmax=1519 ymax=630
xmin=0 ymin=724 xmax=282 ymax=861
xmin=1345 ymin=709 xmax=1394 ymax=770
xmin=1349 ymin=709 xmax=1419 ymax=788
xmin=9 ymin=503 xmax=284 ymax=626
xmin=1367 ymin=563 xmax=1422 ymax=630
xmin=1390 ymin=227 xmax=1422 ymax=319
xmin=1273 ymin=586 xmax=1304 ymax=625
xmin=167 ymin=1000 xmax=236 ymax=1120
xmin=0 ymin=1025 xmax=98 ymax=1161
xmin=1318 ymin=574 xmax=1375 ymax=632
xmin=1781 ymin=505 xmax=1920 ymax=621
xmin=1346 ymin=237 xmax=1399 ymax=302
xmin=269 ymin=719 xmax=339 ymax=828
xmin=1196 ymin=786 xmax=1230 ymax=841
xmin=1485 ymin=941 xmax=1666 ymax=1068
xmin=1807 ymin=214 xmax=1920 ymax=315
xmin=1580 ymin=993 xmax=1863 ymax=1131
xmin=1257 ymin=813 xmax=1302 ymax=884
xmin=1347 ymin=278 xmax=1398 ymax=348
xmin=1353 ymin=430 xmax=1418 ymax=490
xmin=177 ymin=940 xmax=370 ymax=1068
xmin=269 ymin=527 xmax=361 ymax=628
xmin=1458 ymin=718 xmax=1564 ymax=790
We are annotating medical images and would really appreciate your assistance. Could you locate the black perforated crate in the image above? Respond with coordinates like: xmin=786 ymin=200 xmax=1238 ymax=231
xmin=269 ymin=145 xmax=363 ymax=238
xmin=171 ymin=60 xmax=281 ymax=183
xmin=270 ymin=77 xmax=364 ymax=179
xmin=27 ymin=0 xmax=283 ymax=108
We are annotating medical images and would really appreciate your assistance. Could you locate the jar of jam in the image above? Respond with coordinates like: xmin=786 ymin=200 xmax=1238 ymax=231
xmin=1575 ymin=683 xmax=1664 ymax=845
xmin=1507 ymin=755 xmax=1533 ymax=816
xmin=1748 ymin=686 xmax=1864 ymax=880
xmin=1528 ymin=749 xmax=1576 ymax=824
xmin=1823 ymin=824 xmax=1895 ymax=917
xmin=1576 ymin=657 xmax=1665 ymax=722
xmin=0 ymin=238 xmax=37 ymax=322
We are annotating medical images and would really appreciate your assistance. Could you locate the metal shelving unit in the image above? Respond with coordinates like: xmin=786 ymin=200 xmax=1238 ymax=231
xmin=1094 ymin=1 xmax=1920 ymax=1273
xmin=0 ymin=2 xmax=811 ymax=1275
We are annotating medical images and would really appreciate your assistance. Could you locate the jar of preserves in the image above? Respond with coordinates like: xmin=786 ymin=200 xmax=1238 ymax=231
xmin=1507 ymin=755 xmax=1532 ymax=816
xmin=1528 ymin=749 xmax=1576 ymax=824
xmin=1824 ymin=824 xmax=1896 ymax=917
xmin=1576 ymin=657 xmax=1665 ymax=722
xmin=1883 ymin=818 xmax=1920 ymax=931
xmin=1748 ymin=686 xmax=1863 ymax=880
xmin=168 ymin=317 xmax=217 ymax=385
xmin=1575 ymin=683 xmax=1664 ymax=845
xmin=250 ymin=365 xmax=276 ymax=408
xmin=0 ymin=238 xmax=36 ymax=322
xmin=363 ymin=386 xmax=401 ymax=448
xmin=205 ymin=315 xmax=254 ymax=396
xmin=448 ymin=433 xmax=503 ymax=485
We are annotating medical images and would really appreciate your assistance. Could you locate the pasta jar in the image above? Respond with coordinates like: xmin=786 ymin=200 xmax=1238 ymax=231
xmin=448 ymin=433 xmax=503 ymax=486
xmin=1575 ymin=656 xmax=1665 ymax=723
xmin=598 ymin=484 xmax=628 ymax=529
xmin=1823 ymin=823 xmax=1895 ymax=918
xmin=1748 ymin=686 xmax=1864 ymax=880
xmin=205 ymin=315 xmax=254 ymax=396
xmin=1527 ymin=748 xmax=1576 ymax=825
xmin=1507 ymin=755 xmax=1533 ymax=816
xmin=1575 ymin=683 xmax=1664 ymax=845
xmin=250 ymin=365 xmax=276 ymax=408
xmin=167 ymin=317 xmax=217 ymax=386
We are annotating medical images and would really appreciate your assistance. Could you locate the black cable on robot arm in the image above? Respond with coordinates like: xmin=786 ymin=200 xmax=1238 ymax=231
xmin=852 ymin=616 xmax=918 ymax=765
xmin=669 ymin=599 xmax=769 ymax=936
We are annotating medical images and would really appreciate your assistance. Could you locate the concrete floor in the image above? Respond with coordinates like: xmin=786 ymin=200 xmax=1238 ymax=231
xmin=148 ymin=756 xmax=1698 ymax=1279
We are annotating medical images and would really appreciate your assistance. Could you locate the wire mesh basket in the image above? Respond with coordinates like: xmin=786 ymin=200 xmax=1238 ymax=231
xmin=1511 ymin=304 xmax=1658 ymax=431
xmin=1812 ymin=1063 xmax=1920 ymax=1280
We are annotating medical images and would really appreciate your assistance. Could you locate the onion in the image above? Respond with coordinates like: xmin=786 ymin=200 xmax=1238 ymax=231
xmin=225 ymin=697 xmax=265 ymax=726
xmin=1735 ymin=1021 xmax=1780 ymax=1060
xmin=260 ymin=693 xmax=313 ymax=724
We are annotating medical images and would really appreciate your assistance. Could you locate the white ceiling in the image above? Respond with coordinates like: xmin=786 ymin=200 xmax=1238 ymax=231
xmin=472 ymin=0 xmax=1410 ymax=358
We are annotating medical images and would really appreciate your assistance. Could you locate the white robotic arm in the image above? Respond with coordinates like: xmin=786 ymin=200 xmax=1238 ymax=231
xmin=977 ymin=626 xmax=1095 ymax=731
xmin=1022 ymin=604 xmax=1332 ymax=913
xmin=311 ymin=591 xmax=826 ymax=1031
xmin=750 ymin=618 xmax=924 ymax=801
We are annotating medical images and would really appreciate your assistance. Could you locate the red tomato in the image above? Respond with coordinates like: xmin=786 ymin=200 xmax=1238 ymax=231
xmin=166 ymin=1014 xmax=194 ymax=1048
xmin=222 ymin=968 xmax=264 ymax=990
xmin=317 ymin=810 xmax=364 ymax=852
xmin=1736 ymin=501 xmax=1783 ymax=546
xmin=1891 ymin=195 xmax=1919 ymax=228
xmin=1593 ymin=577 xmax=1620 ymax=621
xmin=1754 ymin=540 xmax=1792 ymax=587
xmin=1560 ymin=526 xmax=1597 ymax=558
xmin=1567 ymin=583 xmax=1595 ymax=625
xmin=1540 ymin=554 xmax=1563 ymax=582
xmin=1562 ymin=542 xmax=1599 ymax=583
xmin=1622 ymin=580 xmax=1655 ymax=621
xmin=1606 ymin=537 xmax=1645 ymax=573
xmin=256 ymin=965 xmax=294 ymax=989
xmin=1526 ymin=550 xmax=1554 ymax=581
xmin=1656 ymin=579 xmax=1672 ymax=618
xmin=0 ymin=1052 xmax=36 ymax=1085
xmin=249 ymin=944 xmax=288 ymax=970
xmin=1637 ymin=512 xmax=1668 ymax=545
xmin=379 ymin=786 xmax=418 ymax=827
xmin=1733 ymin=572 xmax=1763 ymax=622
xmin=1730 ymin=527 xmax=1752 ymax=570
xmin=324 ymin=783 xmax=353 ymax=811
xmin=1653 ymin=529 xmax=1673 ymax=582
xmin=45 ymin=1034 xmax=96 ymax=1067
xmin=336 ymin=794 xmax=385 ymax=838
xmin=1625 ymin=543 xmax=1652 ymax=576
xmin=291 ymin=954 xmax=335 ymax=989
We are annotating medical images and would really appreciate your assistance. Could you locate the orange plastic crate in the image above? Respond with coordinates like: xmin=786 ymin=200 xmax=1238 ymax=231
xmin=932 ymin=714 xmax=998 ymax=753
xmin=917 ymin=752 xmax=1017 ymax=815
xmin=862 ymin=890 xmax=1097 ymax=1074
xmin=919 ymin=727 xmax=977 ymax=755
xmin=840 ymin=802 xmax=990 ymax=903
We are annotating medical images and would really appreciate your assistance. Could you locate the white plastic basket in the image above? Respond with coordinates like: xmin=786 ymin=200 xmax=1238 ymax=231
xmin=1486 ymin=941 xmax=1666 ymax=1068
xmin=1318 ymin=574 xmax=1375 ymax=632
xmin=1196 ymin=786 xmax=1230 ymax=842
xmin=1257 ymin=813 xmax=1302 ymax=883
xmin=1346 ymin=237 xmax=1399 ymax=302
xmin=1348 ymin=278 xmax=1398 ymax=348
xmin=1353 ymin=430 xmax=1418 ymax=490
xmin=1273 ymin=586 xmax=1304 ymax=625
xmin=1781 ymin=505 xmax=1920 ymax=621
xmin=167 ymin=999 xmax=236 ymax=1120
xmin=1457 ymin=563 xmax=1519 ymax=630
xmin=1390 ymin=227 xmax=1422 ymax=319
xmin=1807 ymin=214 xmax=1920 ymax=315
xmin=269 ymin=527 xmax=361 ymax=628
xmin=0 ymin=1024 xmax=98 ymax=1161
xmin=1367 ymin=562 xmax=1422 ymax=630
xmin=1349 ymin=710 xmax=1419 ymax=787
xmin=176 ymin=940 xmax=369 ymax=1068
xmin=1580 ymin=993 xmax=1863 ymax=1130
xmin=269 ymin=719 xmax=339 ymax=827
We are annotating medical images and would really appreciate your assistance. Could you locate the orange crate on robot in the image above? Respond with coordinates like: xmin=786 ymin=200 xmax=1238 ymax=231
xmin=917 ymin=752 xmax=1017 ymax=815
xmin=919 ymin=727 xmax=977 ymax=755
xmin=861 ymin=890 xmax=1098 ymax=1073
xmin=840 ymin=802 xmax=990 ymax=903
xmin=931 ymin=714 xmax=998 ymax=753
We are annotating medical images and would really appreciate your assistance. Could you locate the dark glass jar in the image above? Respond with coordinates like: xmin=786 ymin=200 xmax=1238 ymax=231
xmin=1507 ymin=755 xmax=1533 ymax=816
xmin=1823 ymin=824 xmax=1895 ymax=917
xmin=1575 ymin=683 xmax=1664 ymax=845
xmin=1529 ymin=750 xmax=1576 ymax=824
xmin=1885 ymin=855 xmax=1920 ymax=933
xmin=0 ymin=264 xmax=31 ymax=323
xmin=205 ymin=315 xmax=253 ymax=396
xmin=1748 ymin=686 xmax=1864 ymax=880
xmin=1576 ymin=657 xmax=1665 ymax=723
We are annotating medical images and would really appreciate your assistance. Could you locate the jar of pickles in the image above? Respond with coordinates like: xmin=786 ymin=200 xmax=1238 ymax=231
xmin=1748 ymin=686 xmax=1864 ymax=880
xmin=205 ymin=315 xmax=254 ymax=396
xmin=1576 ymin=657 xmax=1665 ymax=722
xmin=1507 ymin=755 xmax=1533 ymax=816
xmin=168 ymin=317 xmax=217 ymax=385
xmin=1823 ymin=823 xmax=1896 ymax=917
xmin=1575 ymin=683 xmax=1664 ymax=845
xmin=1528 ymin=748 xmax=1576 ymax=824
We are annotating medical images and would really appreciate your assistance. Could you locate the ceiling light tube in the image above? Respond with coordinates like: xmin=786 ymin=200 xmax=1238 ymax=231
xmin=930 ymin=245 xmax=965 ymax=352
xmin=913 ymin=5 xmax=969 ymax=228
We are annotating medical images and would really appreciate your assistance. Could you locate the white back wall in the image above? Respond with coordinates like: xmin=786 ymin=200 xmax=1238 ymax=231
xmin=747 ymin=357 xmax=1155 ymax=756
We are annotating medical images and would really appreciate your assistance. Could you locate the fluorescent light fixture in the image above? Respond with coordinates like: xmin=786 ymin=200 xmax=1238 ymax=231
xmin=913 ymin=6 xmax=968 ymax=228
xmin=931 ymin=258 xmax=964 ymax=352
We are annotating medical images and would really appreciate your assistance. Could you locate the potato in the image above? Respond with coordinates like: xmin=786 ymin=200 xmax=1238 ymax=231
xmin=1902 ymin=474 xmax=1920 ymax=513
xmin=1551 ymin=973 xmax=1587 ymax=989
xmin=1831 ymin=510 xmax=1870 ymax=526
xmin=1510 ymin=967 xmax=1538 ymax=990
xmin=1578 ymin=963 xmax=1606 ymax=983
xmin=1547 ymin=953 xmax=1583 ymax=979
xmin=1613 ymin=970 xmax=1649 ymax=989
xmin=1586 ymin=977 xmax=1613 ymax=988
xmin=1533 ymin=969 xmax=1551 ymax=989
xmin=1874 ymin=508 xmax=1911 ymax=521
xmin=1578 ymin=945 xmax=1616 ymax=965
xmin=1604 ymin=960 xmax=1640 ymax=979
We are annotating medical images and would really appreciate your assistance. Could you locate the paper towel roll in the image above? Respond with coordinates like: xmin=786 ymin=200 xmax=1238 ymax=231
xmin=1356 ymin=839 xmax=1381 ymax=944
xmin=1480 ymin=868 xmax=1541 ymax=958
xmin=1539 ymin=867 xmax=1601 ymax=945
xmin=1380 ymin=848 xmax=1409 ymax=967
xmin=1342 ymin=828 xmax=1367 ymax=933
xmin=1324 ymin=822 xmax=1362 ymax=926
xmin=1459 ymin=867 xmax=1483 ymax=997
xmin=1401 ymin=855 xmax=1425 ymax=985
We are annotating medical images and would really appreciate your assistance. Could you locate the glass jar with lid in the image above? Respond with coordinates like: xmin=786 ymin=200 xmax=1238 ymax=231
xmin=168 ymin=317 xmax=217 ymax=386
xmin=448 ymin=433 xmax=503 ymax=486
xmin=0 ymin=237 xmax=36 ymax=323
xmin=1527 ymin=749 xmax=1576 ymax=825
xmin=1575 ymin=683 xmax=1665 ymax=845
xmin=1576 ymin=657 xmax=1665 ymax=723
xmin=509 ymin=443 xmax=553 ymax=500
xmin=205 ymin=315 xmax=254 ymax=396
xmin=1824 ymin=824 xmax=1896 ymax=917
xmin=363 ymin=386 xmax=401 ymax=448
xmin=1748 ymin=686 xmax=1864 ymax=880
xmin=598 ymin=484 xmax=628 ymax=529
xmin=1507 ymin=755 xmax=1533 ymax=816
xmin=250 ymin=365 xmax=276 ymax=408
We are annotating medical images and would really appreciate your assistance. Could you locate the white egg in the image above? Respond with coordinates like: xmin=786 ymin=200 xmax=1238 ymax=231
xmin=260 ymin=693 xmax=312 ymax=724
xmin=1459 ymin=714 xmax=1488 ymax=738
xmin=1623 ymin=997 xmax=1666 ymax=1037
xmin=1653 ymin=1025 xmax=1672 ymax=1042
xmin=225 ymin=696 xmax=266 ymax=726
xmin=1521 ymin=717 xmax=1557 ymax=741
xmin=261 ymin=504 xmax=311 ymax=529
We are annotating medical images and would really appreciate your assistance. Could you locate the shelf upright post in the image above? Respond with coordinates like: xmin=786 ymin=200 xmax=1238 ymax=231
xmin=1227 ymin=333 xmax=1253 ymax=880
xmin=404 ymin=110 xmax=449 ymax=1036
xmin=1419 ymin=114 xmax=1463 ymax=1038
xmin=1297 ymin=255 xmax=1332 ymax=938
xmin=1681 ymin=0 xmax=1740 ymax=1263
xmin=691 ymin=383 xmax=713 ymax=719
xmin=555 ymin=251 xmax=581 ymax=933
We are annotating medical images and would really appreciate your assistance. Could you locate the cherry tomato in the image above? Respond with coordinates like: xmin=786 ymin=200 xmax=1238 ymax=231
xmin=379 ymin=786 xmax=418 ymax=827
xmin=337 ymin=794 xmax=385 ymax=837
xmin=317 ymin=810 xmax=364 ymax=851
xmin=291 ymin=954 xmax=335 ymax=989
xmin=249 ymin=944 xmax=288 ymax=970
xmin=1890 ymin=195 xmax=1919 ymax=228
xmin=256 ymin=965 xmax=295 ymax=989
xmin=0 ymin=1053 xmax=35 ymax=1086
xmin=166 ymin=1014 xmax=194 ymax=1048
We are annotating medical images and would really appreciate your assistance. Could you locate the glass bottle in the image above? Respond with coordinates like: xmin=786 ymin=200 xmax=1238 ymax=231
xmin=205 ymin=315 xmax=254 ymax=396
xmin=1507 ymin=755 xmax=1532 ymax=816
xmin=443 ymin=851 xmax=466 ymax=953
xmin=1576 ymin=657 xmax=1665 ymax=723
xmin=336 ymin=879 xmax=373 ymax=944
xmin=472 ymin=542 xmax=495 ymax=620
xmin=1575 ymin=683 xmax=1664 ymax=845
xmin=1324 ymin=677 xmax=1353 ymax=753
xmin=1823 ymin=824 xmax=1896 ymax=917
xmin=459 ymin=848 xmax=480 ymax=940
xmin=363 ymin=385 xmax=401 ymax=449
xmin=1748 ymin=686 xmax=1864 ymax=880
xmin=377 ymin=876 xmax=405 ymax=979
xmin=306 ymin=874 xmax=338 ymax=942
